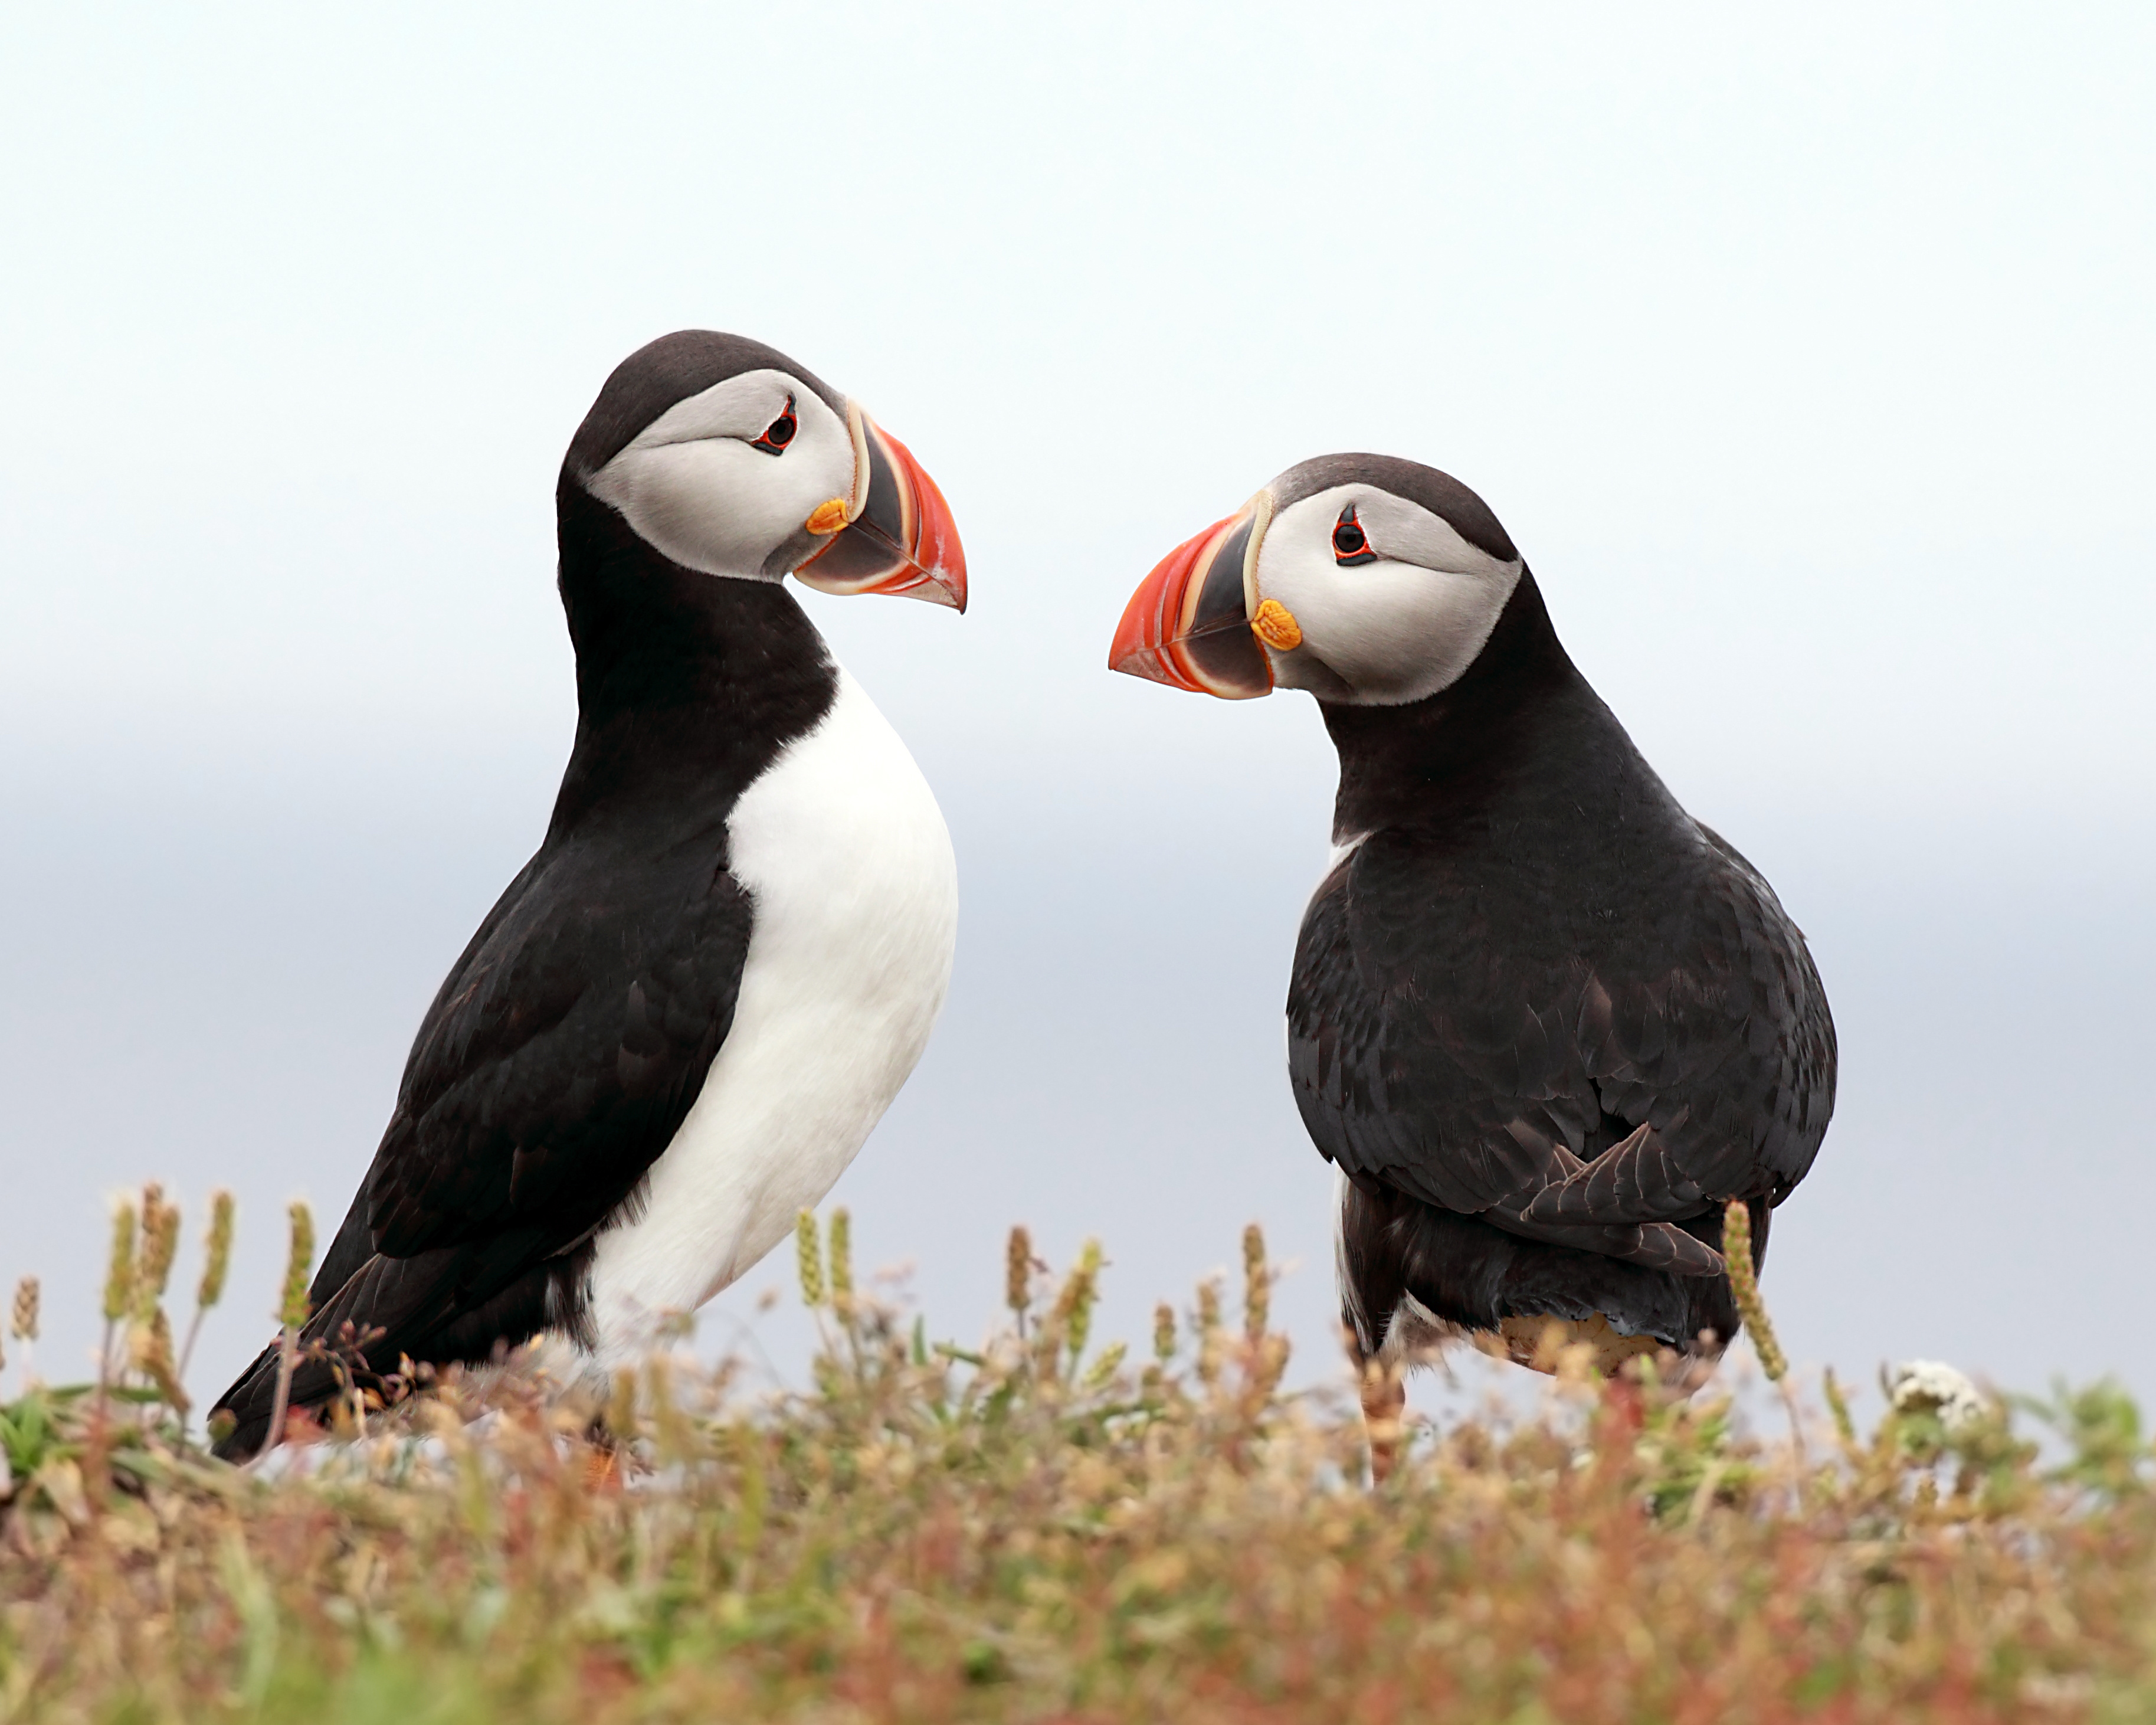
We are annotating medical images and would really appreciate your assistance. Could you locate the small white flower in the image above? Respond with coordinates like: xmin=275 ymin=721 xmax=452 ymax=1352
xmin=1889 ymin=1360 xmax=1992 ymax=1432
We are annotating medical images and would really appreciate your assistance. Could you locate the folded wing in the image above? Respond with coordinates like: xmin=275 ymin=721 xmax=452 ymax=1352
xmin=1287 ymin=826 xmax=1834 ymax=1275
xmin=212 ymin=821 xmax=752 ymax=1456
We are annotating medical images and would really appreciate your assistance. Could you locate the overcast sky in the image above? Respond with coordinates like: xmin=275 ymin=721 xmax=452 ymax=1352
xmin=2 ymin=4 xmax=2151 ymax=1419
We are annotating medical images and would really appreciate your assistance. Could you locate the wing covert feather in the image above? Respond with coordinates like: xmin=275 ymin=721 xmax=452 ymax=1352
xmin=358 ymin=825 xmax=753 ymax=1271
xmin=1286 ymin=820 xmax=1833 ymax=1256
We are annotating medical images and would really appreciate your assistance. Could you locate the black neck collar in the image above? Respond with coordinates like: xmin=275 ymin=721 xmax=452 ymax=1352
xmin=1318 ymin=571 xmax=1589 ymax=838
xmin=546 ymin=479 xmax=839 ymax=835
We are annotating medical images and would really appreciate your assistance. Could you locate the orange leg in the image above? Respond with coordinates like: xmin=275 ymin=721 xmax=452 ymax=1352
xmin=584 ymin=1442 xmax=624 ymax=1492
xmin=1359 ymin=1356 xmax=1407 ymax=1486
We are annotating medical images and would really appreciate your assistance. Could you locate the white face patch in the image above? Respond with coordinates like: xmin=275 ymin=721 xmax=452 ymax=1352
xmin=1252 ymin=483 xmax=1524 ymax=705
xmin=588 ymin=369 xmax=858 ymax=580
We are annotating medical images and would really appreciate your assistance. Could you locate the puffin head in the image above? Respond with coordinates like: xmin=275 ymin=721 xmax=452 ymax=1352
xmin=1108 ymin=454 xmax=1522 ymax=702
xmin=562 ymin=330 xmax=965 ymax=610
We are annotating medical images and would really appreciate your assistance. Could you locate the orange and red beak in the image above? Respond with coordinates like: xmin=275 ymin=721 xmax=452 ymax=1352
xmin=796 ymin=406 xmax=966 ymax=611
xmin=1107 ymin=493 xmax=1275 ymax=698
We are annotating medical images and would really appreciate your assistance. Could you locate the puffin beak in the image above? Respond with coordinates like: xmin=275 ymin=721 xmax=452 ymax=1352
xmin=795 ymin=405 xmax=967 ymax=611
xmin=1107 ymin=493 xmax=1275 ymax=698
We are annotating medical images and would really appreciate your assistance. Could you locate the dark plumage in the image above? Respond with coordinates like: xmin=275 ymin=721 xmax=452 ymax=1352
xmin=1292 ymin=571 xmax=1834 ymax=1363
xmin=213 ymin=485 xmax=833 ymax=1460
xmin=1110 ymin=452 xmax=1836 ymax=1469
xmin=212 ymin=332 xmax=965 ymax=1458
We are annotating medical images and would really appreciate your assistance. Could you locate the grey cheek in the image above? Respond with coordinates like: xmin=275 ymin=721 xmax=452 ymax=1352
xmin=1274 ymin=650 xmax=1357 ymax=703
xmin=763 ymin=526 xmax=821 ymax=581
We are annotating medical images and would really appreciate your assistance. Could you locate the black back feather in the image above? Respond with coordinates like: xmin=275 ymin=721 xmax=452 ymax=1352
xmin=1289 ymin=571 xmax=1836 ymax=1358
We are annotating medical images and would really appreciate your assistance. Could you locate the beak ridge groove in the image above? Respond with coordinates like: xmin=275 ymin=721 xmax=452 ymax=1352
xmin=796 ymin=409 xmax=966 ymax=611
xmin=1108 ymin=501 xmax=1274 ymax=699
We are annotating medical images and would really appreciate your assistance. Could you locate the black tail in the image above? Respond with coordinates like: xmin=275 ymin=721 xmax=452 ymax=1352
xmin=208 ymin=1340 xmax=286 ymax=1461
xmin=208 ymin=1240 xmax=572 ymax=1461
xmin=1337 ymin=1180 xmax=1771 ymax=1363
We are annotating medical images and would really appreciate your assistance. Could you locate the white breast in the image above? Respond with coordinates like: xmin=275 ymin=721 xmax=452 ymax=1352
xmin=580 ymin=665 xmax=958 ymax=1364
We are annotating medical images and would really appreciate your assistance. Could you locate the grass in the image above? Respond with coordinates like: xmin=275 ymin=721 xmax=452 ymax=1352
xmin=3 ymin=1195 xmax=2156 ymax=1723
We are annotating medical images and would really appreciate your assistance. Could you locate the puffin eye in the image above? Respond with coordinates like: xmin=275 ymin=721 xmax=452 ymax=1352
xmin=1332 ymin=505 xmax=1377 ymax=567
xmin=750 ymin=395 xmax=798 ymax=455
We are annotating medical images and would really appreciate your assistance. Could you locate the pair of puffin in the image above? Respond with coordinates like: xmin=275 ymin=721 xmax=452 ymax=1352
xmin=214 ymin=333 xmax=1836 ymax=1472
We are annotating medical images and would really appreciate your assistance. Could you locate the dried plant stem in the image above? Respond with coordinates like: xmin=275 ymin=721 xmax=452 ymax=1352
xmin=8 ymin=1274 xmax=36 ymax=1388
xmin=1724 ymin=1197 xmax=1804 ymax=1467
xmin=1195 ymin=1278 xmax=1224 ymax=1387
xmin=177 ymin=1188 xmax=235 ymax=1384
xmin=1044 ymin=1240 xmax=1104 ymax=1380
xmin=5 ymin=1200 xmax=2145 ymax=1720
xmin=1823 ymin=1367 xmax=1859 ymax=1448
xmin=263 ymin=1325 xmax=300 ymax=1459
xmin=827 ymin=1208 xmax=853 ymax=1314
xmin=177 ymin=1310 xmax=208 ymax=1392
xmin=1241 ymin=1223 xmax=1269 ymax=1343
xmin=134 ymin=1183 xmax=180 ymax=1324
xmin=795 ymin=1209 xmax=825 ymax=1309
xmin=1006 ymin=1225 xmax=1034 ymax=1341
xmin=260 ymin=1200 xmax=314 ymax=1457
xmin=135 ymin=1306 xmax=189 ymax=1419
xmin=99 ymin=1198 xmax=137 ymax=1386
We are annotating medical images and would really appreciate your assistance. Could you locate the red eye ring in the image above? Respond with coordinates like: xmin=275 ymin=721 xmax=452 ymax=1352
xmin=751 ymin=394 xmax=798 ymax=455
xmin=1333 ymin=505 xmax=1377 ymax=566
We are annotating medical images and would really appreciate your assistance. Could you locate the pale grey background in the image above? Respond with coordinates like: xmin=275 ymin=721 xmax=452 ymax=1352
xmin=1 ymin=5 xmax=2150 ymax=1415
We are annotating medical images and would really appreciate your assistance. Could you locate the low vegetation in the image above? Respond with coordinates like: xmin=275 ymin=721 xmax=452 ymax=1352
xmin=3 ymin=1192 xmax=2155 ymax=1723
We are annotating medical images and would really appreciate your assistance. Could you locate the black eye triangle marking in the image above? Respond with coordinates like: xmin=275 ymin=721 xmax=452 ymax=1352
xmin=751 ymin=394 xmax=798 ymax=456
xmin=1332 ymin=504 xmax=1377 ymax=567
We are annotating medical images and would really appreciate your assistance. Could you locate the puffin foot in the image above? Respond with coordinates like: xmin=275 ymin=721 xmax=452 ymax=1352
xmin=1358 ymin=1354 xmax=1407 ymax=1487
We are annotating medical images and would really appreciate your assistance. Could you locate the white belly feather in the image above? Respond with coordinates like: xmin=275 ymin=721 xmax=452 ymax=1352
xmin=580 ymin=666 xmax=957 ymax=1364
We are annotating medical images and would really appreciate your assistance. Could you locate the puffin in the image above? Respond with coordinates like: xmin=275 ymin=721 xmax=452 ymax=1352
xmin=1109 ymin=454 xmax=1835 ymax=1477
xmin=212 ymin=331 xmax=965 ymax=1459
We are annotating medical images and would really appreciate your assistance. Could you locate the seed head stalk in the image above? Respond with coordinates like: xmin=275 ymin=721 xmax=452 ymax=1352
xmin=1196 ymin=1278 xmax=1224 ymax=1388
xmin=795 ymin=1209 xmax=825 ymax=1310
xmin=261 ymin=1200 xmax=315 ymax=1459
xmin=1241 ymin=1224 xmax=1270 ymax=1343
xmin=1724 ymin=1197 xmax=1804 ymax=1467
xmin=86 ymin=1197 xmax=141 ymax=1499
xmin=100 ymin=1199 xmax=137 ymax=1384
xmin=1005 ymin=1225 xmax=1034 ymax=1341
xmin=1066 ymin=1241 xmax=1103 ymax=1367
xmin=134 ymin=1183 xmax=181 ymax=1325
xmin=8 ymin=1274 xmax=37 ymax=1390
xmin=177 ymin=1189 xmax=236 ymax=1385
